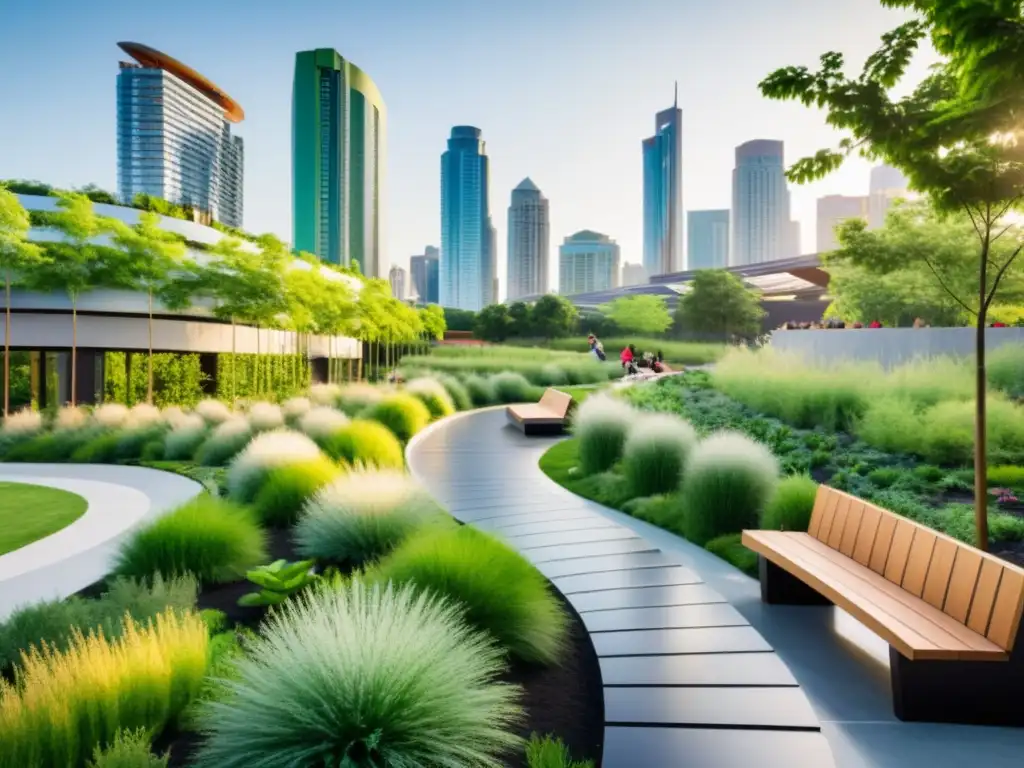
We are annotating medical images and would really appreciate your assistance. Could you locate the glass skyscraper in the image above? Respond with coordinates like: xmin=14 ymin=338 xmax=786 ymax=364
xmin=116 ymin=42 xmax=244 ymax=227
xmin=507 ymin=178 xmax=550 ymax=300
xmin=559 ymin=230 xmax=620 ymax=296
xmin=642 ymin=87 xmax=683 ymax=277
xmin=687 ymin=209 xmax=729 ymax=269
xmin=292 ymin=49 xmax=386 ymax=276
xmin=410 ymin=246 xmax=440 ymax=304
xmin=440 ymin=126 xmax=493 ymax=311
xmin=731 ymin=140 xmax=790 ymax=266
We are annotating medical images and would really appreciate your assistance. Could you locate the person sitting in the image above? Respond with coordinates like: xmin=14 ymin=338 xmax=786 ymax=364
xmin=869 ymin=320 xmax=883 ymax=328
xmin=620 ymin=345 xmax=638 ymax=375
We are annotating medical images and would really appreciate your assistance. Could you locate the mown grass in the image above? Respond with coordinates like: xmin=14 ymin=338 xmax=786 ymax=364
xmin=0 ymin=482 xmax=88 ymax=555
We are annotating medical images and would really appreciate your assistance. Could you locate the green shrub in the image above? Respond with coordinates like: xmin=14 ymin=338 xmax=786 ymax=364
xmin=573 ymin=395 xmax=634 ymax=475
xmin=988 ymin=465 xmax=1024 ymax=488
xmin=225 ymin=429 xmax=324 ymax=503
xmin=88 ymin=729 xmax=168 ymax=768
xmin=237 ymin=559 xmax=319 ymax=607
xmin=319 ymin=419 xmax=405 ymax=469
xmin=373 ymin=526 xmax=569 ymax=664
xmin=680 ymin=432 xmax=779 ymax=545
xmin=294 ymin=468 xmax=451 ymax=565
xmin=251 ymin=457 xmax=342 ymax=527
xmin=192 ymin=581 xmax=523 ymax=768
xmin=3 ymin=429 xmax=101 ymax=462
xmin=405 ymin=378 xmax=456 ymax=420
xmin=536 ymin=364 xmax=569 ymax=387
xmin=70 ymin=431 xmax=122 ymax=463
xmin=437 ymin=374 xmax=473 ymax=411
xmin=621 ymin=414 xmax=697 ymax=496
xmin=115 ymin=424 xmax=168 ymax=461
xmin=912 ymin=464 xmax=945 ymax=483
xmin=705 ymin=533 xmax=759 ymax=576
xmin=364 ymin=394 xmax=432 ymax=442
xmin=761 ymin=474 xmax=818 ymax=532
xmin=0 ymin=574 xmax=198 ymax=670
xmin=113 ymin=496 xmax=268 ymax=585
xmin=867 ymin=467 xmax=903 ymax=489
xmin=989 ymin=344 xmax=1024 ymax=398
xmin=490 ymin=371 xmax=534 ymax=403
xmin=163 ymin=414 xmax=208 ymax=460
xmin=195 ymin=417 xmax=252 ymax=467
xmin=463 ymin=374 xmax=497 ymax=406
xmin=525 ymin=733 xmax=595 ymax=768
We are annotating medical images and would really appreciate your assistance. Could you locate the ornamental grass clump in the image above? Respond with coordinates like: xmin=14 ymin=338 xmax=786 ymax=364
xmin=123 ymin=404 xmax=164 ymax=431
xmin=761 ymin=474 xmax=819 ymax=532
xmin=163 ymin=414 xmax=209 ymax=461
xmin=373 ymin=526 xmax=569 ymax=664
xmin=437 ymin=374 xmax=473 ymax=411
xmin=195 ymin=417 xmax=252 ymax=467
xmin=464 ymin=374 xmax=497 ymax=406
xmin=192 ymin=581 xmax=522 ymax=768
xmin=195 ymin=399 xmax=232 ymax=426
xmin=2 ymin=408 xmax=43 ymax=437
xmin=54 ymin=406 xmax=89 ymax=432
xmin=405 ymin=377 xmax=457 ymax=420
xmin=252 ymin=457 xmax=343 ymax=528
xmin=490 ymin=371 xmax=534 ymax=403
xmin=364 ymin=393 xmax=432 ymax=442
xmin=226 ymin=429 xmax=324 ymax=503
xmin=113 ymin=496 xmax=267 ymax=585
xmin=680 ymin=431 xmax=779 ymax=545
xmin=621 ymin=414 xmax=698 ymax=496
xmin=294 ymin=468 xmax=451 ymax=565
xmin=573 ymin=394 xmax=634 ymax=475
xmin=91 ymin=403 xmax=130 ymax=430
xmin=0 ymin=609 xmax=208 ymax=768
xmin=308 ymin=382 xmax=342 ymax=406
xmin=160 ymin=406 xmax=188 ymax=429
xmin=115 ymin=423 xmax=169 ymax=461
xmin=298 ymin=405 xmax=350 ymax=441
xmin=246 ymin=401 xmax=285 ymax=432
xmin=337 ymin=382 xmax=385 ymax=416
xmin=281 ymin=396 xmax=312 ymax=424
xmin=87 ymin=729 xmax=168 ymax=768
xmin=318 ymin=419 xmax=405 ymax=469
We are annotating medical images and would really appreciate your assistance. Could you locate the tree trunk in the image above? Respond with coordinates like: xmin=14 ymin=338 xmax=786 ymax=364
xmin=4 ymin=269 xmax=11 ymax=418
xmin=231 ymin=318 xmax=237 ymax=404
xmin=255 ymin=327 xmax=261 ymax=398
xmin=974 ymin=226 xmax=992 ymax=550
xmin=147 ymin=289 xmax=154 ymax=404
xmin=70 ymin=294 xmax=78 ymax=407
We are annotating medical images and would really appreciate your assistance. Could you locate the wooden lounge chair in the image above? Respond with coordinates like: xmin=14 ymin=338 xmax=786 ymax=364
xmin=506 ymin=388 xmax=573 ymax=435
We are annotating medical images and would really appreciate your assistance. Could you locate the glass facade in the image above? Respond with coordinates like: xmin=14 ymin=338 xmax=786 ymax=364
xmin=731 ymin=140 xmax=789 ymax=266
xmin=292 ymin=49 xmax=385 ymax=276
xmin=116 ymin=64 xmax=244 ymax=227
xmin=642 ymin=101 xmax=683 ymax=277
xmin=410 ymin=247 xmax=439 ymax=304
xmin=687 ymin=209 xmax=729 ymax=270
xmin=507 ymin=178 xmax=550 ymax=300
xmin=558 ymin=230 xmax=621 ymax=296
xmin=440 ymin=127 xmax=492 ymax=311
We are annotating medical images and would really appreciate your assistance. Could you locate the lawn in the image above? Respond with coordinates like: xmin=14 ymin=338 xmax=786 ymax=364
xmin=0 ymin=481 xmax=89 ymax=555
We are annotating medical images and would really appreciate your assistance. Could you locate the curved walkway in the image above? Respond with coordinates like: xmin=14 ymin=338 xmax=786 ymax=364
xmin=407 ymin=408 xmax=835 ymax=768
xmin=0 ymin=464 xmax=202 ymax=620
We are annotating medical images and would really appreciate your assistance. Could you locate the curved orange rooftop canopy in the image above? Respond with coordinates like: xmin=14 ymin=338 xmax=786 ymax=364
xmin=118 ymin=42 xmax=244 ymax=123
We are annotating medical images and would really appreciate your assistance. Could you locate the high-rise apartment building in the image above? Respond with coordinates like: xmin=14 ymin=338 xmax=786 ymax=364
xmin=817 ymin=194 xmax=869 ymax=252
xmin=642 ymin=86 xmax=683 ymax=277
xmin=292 ymin=49 xmax=386 ymax=276
xmin=731 ymin=140 xmax=791 ymax=266
xmin=389 ymin=265 xmax=407 ymax=300
xmin=116 ymin=42 xmax=244 ymax=227
xmin=621 ymin=263 xmax=648 ymax=287
xmin=440 ymin=126 xmax=493 ymax=311
xmin=410 ymin=246 xmax=439 ymax=304
xmin=868 ymin=164 xmax=910 ymax=229
xmin=559 ymin=230 xmax=621 ymax=296
xmin=687 ymin=209 xmax=729 ymax=270
xmin=506 ymin=178 xmax=550 ymax=301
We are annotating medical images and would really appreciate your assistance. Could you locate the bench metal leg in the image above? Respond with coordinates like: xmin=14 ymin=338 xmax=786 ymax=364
xmin=522 ymin=422 xmax=565 ymax=436
xmin=758 ymin=557 xmax=832 ymax=606
xmin=889 ymin=645 xmax=1024 ymax=726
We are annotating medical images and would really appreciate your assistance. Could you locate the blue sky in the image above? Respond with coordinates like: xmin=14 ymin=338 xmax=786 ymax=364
xmin=0 ymin=0 xmax=935 ymax=287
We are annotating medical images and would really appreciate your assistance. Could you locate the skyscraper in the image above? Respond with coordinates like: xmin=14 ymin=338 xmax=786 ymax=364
xmin=506 ymin=178 xmax=550 ymax=300
xmin=687 ymin=210 xmax=729 ymax=270
xmin=642 ymin=85 xmax=683 ymax=276
xmin=731 ymin=140 xmax=791 ymax=266
xmin=817 ymin=194 xmax=869 ymax=252
xmin=410 ymin=246 xmax=439 ymax=304
xmin=868 ymin=164 xmax=910 ymax=229
xmin=116 ymin=42 xmax=244 ymax=227
xmin=559 ymin=230 xmax=621 ymax=295
xmin=440 ymin=126 xmax=492 ymax=311
xmin=621 ymin=263 xmax=648 ymax=287
xmin=389 ymin=265 xmax=407 ymax=300
xmin=292 ymin=49 xmax=386 ymax=276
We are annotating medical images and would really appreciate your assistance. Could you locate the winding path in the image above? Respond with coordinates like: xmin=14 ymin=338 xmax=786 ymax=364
xmin=407 ymin=408 xmax=836 ymax=768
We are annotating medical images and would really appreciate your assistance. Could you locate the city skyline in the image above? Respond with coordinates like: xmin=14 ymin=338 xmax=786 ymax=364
xmin=0 ymin=0 xmax=939 ymax=292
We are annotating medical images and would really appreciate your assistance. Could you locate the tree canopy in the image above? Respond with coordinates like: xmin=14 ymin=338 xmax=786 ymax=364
xmin=473 ymin=304 xmax=513 ymax=342
xmin=674 ymin=270 xmax=765 ymax=339
xmin=599 ymin=295 xmax=672 ymax=336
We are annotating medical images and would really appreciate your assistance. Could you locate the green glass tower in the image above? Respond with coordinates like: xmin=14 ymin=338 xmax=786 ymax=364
xmin=292 ymin=48 xmax=386 ymax=276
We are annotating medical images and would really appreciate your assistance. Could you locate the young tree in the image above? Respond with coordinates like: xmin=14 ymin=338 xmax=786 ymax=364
xmin=0 ymin=186 xmax=45 ymax=417
xmin=473 ymin=304 xmax=513 ymax=342
xmin=419 ymin=304 xmax=447 ymax=354
xmin=759 ymin=1 xmax=1024 ymax=548
xmin=507 ymin=301 xmax=532 ymax=337
xmin=674 ymin=270 xmax=765 ymax=339
xmin=530 ymin=294 xmax=577 ymax=340
xmin=599 ymin=295 xmax=673 ymax=337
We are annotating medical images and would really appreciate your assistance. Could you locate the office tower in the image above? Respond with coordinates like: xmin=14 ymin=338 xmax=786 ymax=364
xmin=621 ymin=263 xmax=648 ymax=287
xmin=817 ymin=194 xmax=869 ymax=252
xmin=731 ymin=140 xmax=791 ymax=266
xmin=440 ymin=126 xmax=492 ymax=310
xmin=292 ymin=48 xmax=386 ymax=276
xmin=559 ymin=230 xmax=621 ymax=295
xmin=506 ymin=178 xmax=550 ymax=300
xmin=686 ymin=210 xmax=729 ymax=270
xmin=410 ymin=246 xmax=439 ymax=304
xmin=642 ymin=84 xmax=684 ymax=276
xmin=868 ymin=164 xmax=910 ymax=229
xmin=389 ymin=265 xmax=407 ymax=300
xmin=488 ymin=220 xmax=498 ymax=305
xmin=116 ymin=42 xmax=245 ymax=227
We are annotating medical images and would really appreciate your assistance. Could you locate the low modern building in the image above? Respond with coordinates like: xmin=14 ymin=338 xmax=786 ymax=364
xmin=558 ymin=230 xmax=620 ymax=296
xmin=410 ymin=246 xmax=439 ymax=304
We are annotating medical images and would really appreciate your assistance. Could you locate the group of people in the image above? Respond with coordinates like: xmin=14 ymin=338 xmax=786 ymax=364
xmin=586 ymin=335 xmax=667 ymax=376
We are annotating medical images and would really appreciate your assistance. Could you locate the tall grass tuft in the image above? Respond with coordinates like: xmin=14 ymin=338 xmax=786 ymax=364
xmin=0 ymin=609 xmax=208 ymax=768
xmin=405 ymin=377 xmax=457 ymax=420
xmin=92 ymin=403 xmax=130 ymax=430
xmin=573 ymin=394 xmax=634 ymax=475
xmin=195 ymin=416 xmax=252 ymax=466
xmin=54 ymin=406 xmax=89 ymax=432
xmin=437 ymin=373 xmax=473 ymax=411
xmin=373 ymin=526 xmax=569 ymax=664
xmin=364 ymin=393 xmax=432 ymax=442
xmin=160 ymin=406 xmax=188 ymax=429
xmin=525 ymin=733 xmax=595 ymax=768
xmin=225 ymin=429 xmax=323 ymax=503
xmin=246 ymin=401 xmax=285 ymax=432
xmin=490 ymin=371 xmax=535 ymax=403
xmin=113 ymin=496 xmax=267 ymax=585
xmin=294 ymin=468 xmax=451 ymax=565
xmin=680 ymin=431 xmax=779 ymax=545
xmin=298 ymin=405 xmax=350 ymax=441
xmin=621 ymin=414 xmax=697 ymax=496
xmin=252 ymin=457 xmax=342 ymax=528
xmin=337 ymin=382 xmax=385 ymax=416
xmin=761 ymin=474 xmax=819 ymax=532
xmin=989 ymin=344 xmax=1024 ymax=399
xmin=195 ymin=399 xmax=232 ymax=426
xmin=464 ymin=374 xmax=497 ymax=406
xmin=318 ymin=419 xmax=405 ymax=469
xmin=308 ymin=382 xmax=342 ymax=406
xmin=123 ymin=404 xmax=164 ymax=431
xmin=192 ymin=581 xmax=523 ymax=768
xmin=281 ymin=396 xmax=312 ymax=424
xmin=163 ymin=414 xmax=209 ymax=461
xmin=1 ymin=408 xmax=43 ymax=436
xmin=87 ymin=729 xmax=168 ymax=768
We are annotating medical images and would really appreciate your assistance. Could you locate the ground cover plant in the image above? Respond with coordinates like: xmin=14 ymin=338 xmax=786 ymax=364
xmin=0 ymin=481 xmax=88 ymax=555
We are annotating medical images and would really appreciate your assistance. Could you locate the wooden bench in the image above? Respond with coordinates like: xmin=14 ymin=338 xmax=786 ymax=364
xmin=742 ymin=485 xmax=1024 ymax=726
xmin=506 ymin=388 xmax=573 ymax=435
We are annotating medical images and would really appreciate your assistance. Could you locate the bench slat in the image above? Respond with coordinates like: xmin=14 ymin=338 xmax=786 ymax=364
xmin=922 ymin=537 xmax=958 ymax=610
xmin=838 ymin=500 xmax=865 ymax=557
xmin=825 ymin=495 xmax=851 ymax=550
xmin=967 ymin=559 xmax=1003 ymax=636
xmin=852 ymin=504 xmax=882 ymax=567
xmin=869 ymin=511 xmax=898 ymax=575
xmin=901 ymin=528 xmax=937 ymax=598
xmin=807 ymin=485 xmax=830 ymax=538
xmin=812 ymin=491 xmax=840 ymax=543
xmin=945 ymin=548 xmax=983 ymax=623
xmin=883 ymin=519 xmax=916 ymax=585
xmin=988 ymin=569 xmax=1024 ymax=650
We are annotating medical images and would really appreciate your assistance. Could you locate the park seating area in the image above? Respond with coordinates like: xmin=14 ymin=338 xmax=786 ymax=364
xmin=743 ymin=485 xmax=1024 ymax=726
xmin=507 ymin=388 xmax=574 ymax=435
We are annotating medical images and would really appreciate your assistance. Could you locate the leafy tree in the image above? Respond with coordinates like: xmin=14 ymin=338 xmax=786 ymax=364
xmin=473 ymin=304 xmax=513 ymax=342
xmin=759 ymin=0 xmax=1024 ymax=547
xmin=674 ymin=270 xmax=765 ymax=339
xmin=0 ymin=186 xmax=46 ymax=416
xmin=77 ymin=184 xmax=118 ymax=205
xmin=420 ymin=304 xmax=447 ymax=342
xmin=507 ymin=301 xmax=532 ymax=337
xmin=599 ymin=295 xmax=672 ymax=336
xmin=530 ymin=294 xmax=577 ymax=340
xmin=443 ymin=307 xmax=476 ymax=332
